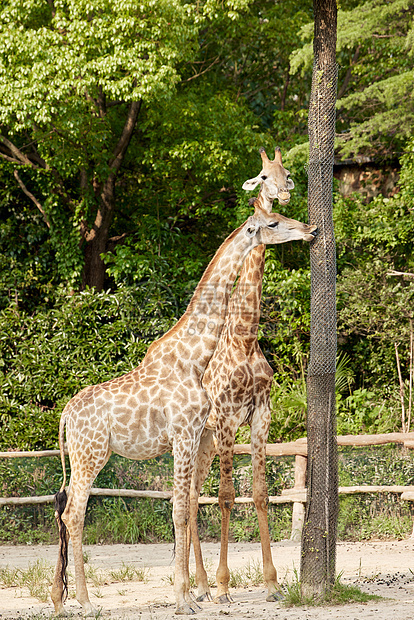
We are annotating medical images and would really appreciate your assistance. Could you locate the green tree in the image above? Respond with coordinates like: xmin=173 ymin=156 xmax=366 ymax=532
xmin=290 ymin=0 xmax=414 ymax=158
xmin=188 ymin=0 xmax=313 ymax=130
xmin=0 ymin=0 xmax=197 ymax=289
xmin=334 ymin=138 xmax=414 ymax=413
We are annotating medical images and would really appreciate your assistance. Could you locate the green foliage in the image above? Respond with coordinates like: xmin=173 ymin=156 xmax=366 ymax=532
xmin=336 ymin=388 xmax=396 ymax=436
xmin=0 ymin=453 xmax=175 ymax=544
xmin=335 ymin=181 xmax=414 ymax=397
xmin=337 ymin=446 xmax=414 ymax=540
xmin=0 ymin=161 xmax=58 ymax=311
xmin=0 ymin=287 xmax=176 ymax=450
xmin=0 ymin=457 xmax=62 ymax=544
xmin=290 ymin=0 xmax=414 ymax=158
xmin=0 ymin=0 xmax=195 ymax=127
xmin=338 ymin=495 xmax=412 ymax=541
xmin=268 ymin=353 xmax=374 ymax=441
xmin=84 ymin=497 xmax=174 ymax=544
xmin=261 ymin=260 xmax=312 ymax=372
xmin=188 ymin=0 xmax=313 ymax=129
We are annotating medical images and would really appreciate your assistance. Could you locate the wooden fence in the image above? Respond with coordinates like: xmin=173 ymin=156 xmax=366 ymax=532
xmin=2 ymin=432 xmax=414 ymax=540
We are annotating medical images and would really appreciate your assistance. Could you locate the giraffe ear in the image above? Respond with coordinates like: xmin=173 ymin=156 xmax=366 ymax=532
xmin=242 ymin=175 xmax=261 ymax=191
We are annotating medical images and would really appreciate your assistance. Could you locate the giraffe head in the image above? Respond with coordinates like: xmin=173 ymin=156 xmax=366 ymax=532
xmin=242 ymin=147 xmax=294 ymax=209
xmin=245 ymin=204 xmax=317 ymax=244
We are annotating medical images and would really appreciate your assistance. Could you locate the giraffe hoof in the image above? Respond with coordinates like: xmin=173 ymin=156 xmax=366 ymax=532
xmin=81 ymin=602 xmax=99 ymax=617
xmin=214 ymin=593 xmax=233 ymax=604
xmin=266 ymin=590 xmax=284 ymax=602
xmin=189 ymin=594 xmax=202 ymax=610
xmin=175 ymin=602 xmax=197 ymax=615
xmin=196 ymin=591 xmax=213 ymax=602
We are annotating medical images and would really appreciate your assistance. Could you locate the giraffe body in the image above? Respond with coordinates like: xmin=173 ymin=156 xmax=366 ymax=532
xmin=189 ymin=148 xmax=301 ymax=604
xmin=51 ymin=189 xmax=316 ymax=616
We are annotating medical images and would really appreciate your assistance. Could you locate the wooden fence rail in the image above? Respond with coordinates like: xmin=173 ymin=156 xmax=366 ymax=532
xmin=2 ymin=431 xmax=414 ymax=461
xmin=2 ymin=432 xmax=414 ymax=539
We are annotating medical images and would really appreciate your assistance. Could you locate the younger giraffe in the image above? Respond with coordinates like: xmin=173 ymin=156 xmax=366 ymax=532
xmin=51 ymin=192 xmax=316 ymax=617
xmin=189 ymin=147 xmax=299 ymax=603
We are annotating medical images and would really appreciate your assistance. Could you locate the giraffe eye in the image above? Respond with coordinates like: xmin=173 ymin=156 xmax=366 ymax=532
xmin=268 ymin=221 xmax=279 ymax=228
xmin=261 ymin=175 xmax=267 ymax=180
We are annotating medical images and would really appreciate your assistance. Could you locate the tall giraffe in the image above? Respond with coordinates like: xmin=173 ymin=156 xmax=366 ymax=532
xmin=50 ymin=198 xmax=316 ymax=617
xmin=189 ymin=147 xmax=298 ymax=604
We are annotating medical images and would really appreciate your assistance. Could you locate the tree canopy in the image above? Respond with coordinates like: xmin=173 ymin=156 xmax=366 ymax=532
xmin=0 ymin=0 xmax=197 ymax=289
xmin=1 ymin=0 xmax=414 ymax=449
xmin=290 ymin=0 xmax=414 ymax=159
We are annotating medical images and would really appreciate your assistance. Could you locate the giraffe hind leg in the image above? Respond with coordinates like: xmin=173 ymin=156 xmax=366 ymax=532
xmin=55 ymin=448 xmax=111 ymax=615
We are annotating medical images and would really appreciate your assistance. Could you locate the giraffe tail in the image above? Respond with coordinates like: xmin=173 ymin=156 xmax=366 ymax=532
xmin=54 ymin=413 xmax=69 ymax=602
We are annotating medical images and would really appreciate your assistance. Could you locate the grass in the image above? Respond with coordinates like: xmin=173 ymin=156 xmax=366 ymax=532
xmin=229 ymin=560 xmax=264 ymax=588
xmin=110 ymin=562 xmax=150 ymax=583
xmin=0 ymin=559 xmax=54 ymax=602
xmin=162 ymin=571 xmax=198 ymax=588
xmin=283 ymin=570 xmax=383 ymax=607
xmin=0 ymin=559 xmax=151 ymax=603
xmin=84 ymin=564 xmax=110 ymax=587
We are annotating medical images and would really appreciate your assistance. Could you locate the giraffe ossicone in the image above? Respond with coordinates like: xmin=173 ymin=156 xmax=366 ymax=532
xmin=50 ymin=164 xmax=316 ymax=616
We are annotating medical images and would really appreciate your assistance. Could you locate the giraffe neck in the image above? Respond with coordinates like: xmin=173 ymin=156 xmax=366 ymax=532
xmin=146 ymin=221 xmax=258 ymax=369
xmin=254 ymin=187 xmax=274 ymax=214
xmin=223 ymin=188 xmax=271 ymax=343
xmin=224 ymin=244 xmax=266 ymax=343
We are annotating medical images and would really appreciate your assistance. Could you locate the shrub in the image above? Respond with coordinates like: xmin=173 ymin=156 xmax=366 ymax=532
xmin=0 ymin=286 xmax=176 ymax=450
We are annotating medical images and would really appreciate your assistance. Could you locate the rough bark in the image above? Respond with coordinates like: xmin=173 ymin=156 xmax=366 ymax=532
xmin=300 ymin=0 xmax=338 ymax=599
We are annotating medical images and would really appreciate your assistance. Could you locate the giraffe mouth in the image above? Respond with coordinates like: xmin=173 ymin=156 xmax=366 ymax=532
xmin=305 ymin=227 xmax=318 ymax=241
xmin=278 ymin=191 xmax=291 ymax=205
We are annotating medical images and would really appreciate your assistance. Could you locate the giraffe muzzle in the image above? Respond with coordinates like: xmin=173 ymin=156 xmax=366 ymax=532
xmin=305 ymin=226 xmax=318 ymax=241
xmin=278 ymin=191 xmax=291 ymax=205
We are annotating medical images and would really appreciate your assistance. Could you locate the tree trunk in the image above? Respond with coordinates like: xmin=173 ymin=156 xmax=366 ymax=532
xmin=81 ymin=178 xmax=115 ymax=291
xmin=300 ymin=0 xmax=338 ymax=600
xmin=80 ymin=100 xmax=141 ymax=290
xmin=82 ymin=230 xmax=109 ymax=291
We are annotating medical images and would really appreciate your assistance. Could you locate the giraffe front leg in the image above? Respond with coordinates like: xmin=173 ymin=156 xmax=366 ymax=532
xmin=173 ymin=445 xmax=201 ymax=615
xmin=190 ymin=429 xmax=216 ymax=602
xmin=214 ymin=438 xmax=236 ymax=604
xmin=251 ymin=413 xmax=283 ymax=602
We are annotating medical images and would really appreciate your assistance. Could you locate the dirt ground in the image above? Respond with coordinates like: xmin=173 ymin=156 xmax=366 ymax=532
xmin=1 ymin=539 xmax=414 ymax=619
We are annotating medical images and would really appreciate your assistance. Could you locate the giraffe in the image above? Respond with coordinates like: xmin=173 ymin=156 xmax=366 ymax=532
xmin=189 ymin=147 xmax=298 ymax=604
xmin=50 ymin=195 xmax=316 ymax=617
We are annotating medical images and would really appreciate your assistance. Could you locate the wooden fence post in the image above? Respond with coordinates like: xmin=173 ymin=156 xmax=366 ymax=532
xmin=290 ymin=455 xmax=307 ymax=541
